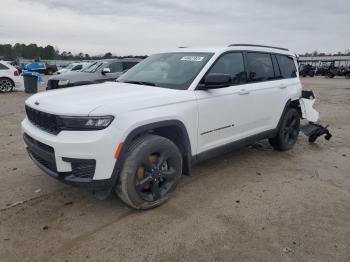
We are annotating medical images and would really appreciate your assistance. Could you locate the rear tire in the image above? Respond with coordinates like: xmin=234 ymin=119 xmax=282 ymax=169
xmin=0 ymin=78 xmax=14 ymax=93
xmin=115 ymin=134 xmax=182 ymax=210
xmin=269 ymin=107 xmax=300 ymax=151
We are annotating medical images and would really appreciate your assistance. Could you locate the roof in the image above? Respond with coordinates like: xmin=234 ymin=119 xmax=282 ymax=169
xmin=164 ymin=44 xmax=295 ymax=57
xmin=99 ymin=58 xmax=143 ymax=62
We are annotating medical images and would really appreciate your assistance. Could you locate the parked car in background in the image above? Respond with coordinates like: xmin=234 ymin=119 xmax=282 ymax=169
xmin=56 ymin=62 xmax=91 ymax=75
xmin=0 ymin=61 xmax=22 ymax=93
xmin=345 ymin=67 xmax=350 ymax=79
xmin=46 ymin=58 xmax=141 ymax=90
xmin=299 ymin=64 xmax=316 ymax=77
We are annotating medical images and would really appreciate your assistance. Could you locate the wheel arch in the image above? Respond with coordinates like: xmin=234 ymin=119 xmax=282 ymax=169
xmin=114 ymin=120 xmax=192 ymax=181
xmin=276 ymin=99 xmax=292 ymax=130
xmin=289 ymin=99 xmax=302 ymax=117
xmin=0 ymin=77 xmax=15 ymax=86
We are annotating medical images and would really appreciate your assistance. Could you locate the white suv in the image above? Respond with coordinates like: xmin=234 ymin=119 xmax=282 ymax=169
xmin=22 ymin=44 xmax=321 ymax=209
xmin=0 ymin=61 xmax=22 ymax=93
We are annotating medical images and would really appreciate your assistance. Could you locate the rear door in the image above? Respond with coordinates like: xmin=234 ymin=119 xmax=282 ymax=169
xmin=274 ymin=54 xmax=300 ymax=100
xmin=243 ymin=52 xmax=289 ymax=132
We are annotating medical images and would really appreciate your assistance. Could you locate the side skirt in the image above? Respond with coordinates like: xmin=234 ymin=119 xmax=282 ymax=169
xmin=192 ymin=129 xmax=277 ymax=166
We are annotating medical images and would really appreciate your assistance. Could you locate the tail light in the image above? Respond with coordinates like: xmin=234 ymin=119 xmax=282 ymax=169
xmin=14 ymin=70 xmax=19 ymax=76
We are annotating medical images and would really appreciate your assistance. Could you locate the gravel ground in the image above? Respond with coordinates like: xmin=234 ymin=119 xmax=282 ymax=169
xmin=0 ymin=77 xmax=349 ymax=262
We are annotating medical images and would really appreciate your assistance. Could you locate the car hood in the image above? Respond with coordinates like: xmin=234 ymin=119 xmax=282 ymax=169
xmin=49 ymin=71 xmax=96 ymax=82
xmin=25 ymin=82 xmax=194 ymax=115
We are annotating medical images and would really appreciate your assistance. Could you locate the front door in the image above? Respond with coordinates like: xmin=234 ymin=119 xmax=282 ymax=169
xmin=195 ymin=52 xmax=254 ymax=154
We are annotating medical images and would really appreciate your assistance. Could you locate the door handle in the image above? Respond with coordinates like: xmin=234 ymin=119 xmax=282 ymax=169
xmin=238 ymin=89 xmax=250 ymax=95
xmin=279 ymin=84 xmax=287 ymax=89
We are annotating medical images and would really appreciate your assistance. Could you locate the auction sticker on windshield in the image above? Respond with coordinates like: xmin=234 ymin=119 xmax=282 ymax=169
xmin=180 ymin=56 xmax=204 ymax=62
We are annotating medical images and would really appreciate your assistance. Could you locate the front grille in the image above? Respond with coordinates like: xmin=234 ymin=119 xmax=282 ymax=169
xmin=26 ymin=106 xmax=59 ymax=134
xmin=24 ymin=133 xmax=54 ymax=153
xmin=47 ymin=79 xmax=59 ymax=90
xmin=30 ymin=151 xmax=57 ymax=172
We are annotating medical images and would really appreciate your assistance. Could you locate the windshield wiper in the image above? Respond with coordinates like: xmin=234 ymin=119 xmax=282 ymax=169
xmin=122 ymin=80 xmax=157 ymax=86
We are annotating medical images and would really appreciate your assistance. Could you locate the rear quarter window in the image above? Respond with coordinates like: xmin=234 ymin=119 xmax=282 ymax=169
xmin=0 ymin=63 xmax=9 ymax=70
xmin=276 ymin=55 xmax=297 ymax=78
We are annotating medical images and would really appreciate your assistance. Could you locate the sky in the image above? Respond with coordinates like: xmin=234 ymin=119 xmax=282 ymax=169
xmin=0 ymin=0 xmax=349 ymax=56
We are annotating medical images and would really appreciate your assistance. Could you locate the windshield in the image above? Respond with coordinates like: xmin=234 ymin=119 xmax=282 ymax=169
xmin=118 ymin=52 xmax=213 ymax=90
xmin=82 ymin=62 xmax=105 ymax=73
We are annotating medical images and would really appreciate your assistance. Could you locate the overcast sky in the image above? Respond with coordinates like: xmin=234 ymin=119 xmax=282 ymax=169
xmin=0 ymin=0 xmax=349 ymax=55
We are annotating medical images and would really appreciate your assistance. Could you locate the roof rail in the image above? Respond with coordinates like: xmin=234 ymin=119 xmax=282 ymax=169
xmin=228 ymin=44 xmax=289 ymax=51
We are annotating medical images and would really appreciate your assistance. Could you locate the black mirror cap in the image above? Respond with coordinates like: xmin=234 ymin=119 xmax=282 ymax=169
xmin=199 ymin=73 xmax=232 ymax=89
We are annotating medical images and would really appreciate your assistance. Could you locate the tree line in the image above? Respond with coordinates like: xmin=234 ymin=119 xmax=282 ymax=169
xmin=1 ymin=43 xmax=349 ymax=60
xmin=0 ymin=43 xmax=147 ymax=60
xmin=299 ymin=50 xmax=350 ymax=57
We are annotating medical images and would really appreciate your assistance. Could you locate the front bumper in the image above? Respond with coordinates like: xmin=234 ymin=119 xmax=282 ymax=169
xmin=24 ymin=133 xmax=108 ymax=189
xmin=22 ymin=117 xmax=121 ymax=182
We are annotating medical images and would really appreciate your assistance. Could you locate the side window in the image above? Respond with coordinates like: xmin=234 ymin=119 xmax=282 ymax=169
xmin=207 ymin=52 xmax=246 ymax=85
xmin=123 ymin=62 xmax=138 ymax=70
xmin=276 ymin=55 xmax=297 ymax=78
xmin=0 ymin=63 xmax=9 ymax=70
xmin=272 ymin=55 xmax=282 ymax=79
xmin=246 ymin=52 xmax=274 ymax=82
xmin=108 ymin=62 xmax=123 ymax=73
xmin=72 ymin=65 xmax=83 ymax=71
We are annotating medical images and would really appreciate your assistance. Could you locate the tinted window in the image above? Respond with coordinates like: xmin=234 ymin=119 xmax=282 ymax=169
xmin=276 ymin=55 xmax=297 ymax=78
xmin=123 ymin=62 xmax=138 ymax=70
xmin=0 ymin=63 xmax=9 ymax=70
xmin=207 ymin=52 xmax=246 ymax=85
xmin=108 ymin=62 xmax=123 ymax=73
xmin=246 ymin=52 xmax=274 ymax=82
xmin=272 ymin=55 xmax=282 ymax=79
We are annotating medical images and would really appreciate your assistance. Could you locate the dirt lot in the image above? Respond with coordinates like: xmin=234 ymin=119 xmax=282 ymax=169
xmin=0 ymin=77 xmax=350 ymax=262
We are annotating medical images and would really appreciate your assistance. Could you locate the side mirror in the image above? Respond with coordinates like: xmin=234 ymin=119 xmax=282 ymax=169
xmin=102 ymin=68 xmax=111 ymax=75
xmin=199 ymin=73 xmax=232 ymax=89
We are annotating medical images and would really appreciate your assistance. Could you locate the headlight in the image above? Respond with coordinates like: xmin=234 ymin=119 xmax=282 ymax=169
xmin=58 ymin=80 xmax=70 ymax=86
xmin=58 ymin=116 xmax=114 ymax=130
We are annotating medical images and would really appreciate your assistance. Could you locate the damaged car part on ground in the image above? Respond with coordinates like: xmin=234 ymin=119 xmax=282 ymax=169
xmin=22 ymin=44 xmax=331 ymax=210
xmin=299 ymin=90 xmax=332 ymax=143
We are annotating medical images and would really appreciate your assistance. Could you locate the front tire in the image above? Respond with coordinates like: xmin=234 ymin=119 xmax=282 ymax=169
xmin=269 ymin=107 xmax=300 ymax=151
xmin=115 ymin=135 xmax=182 ymax=210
